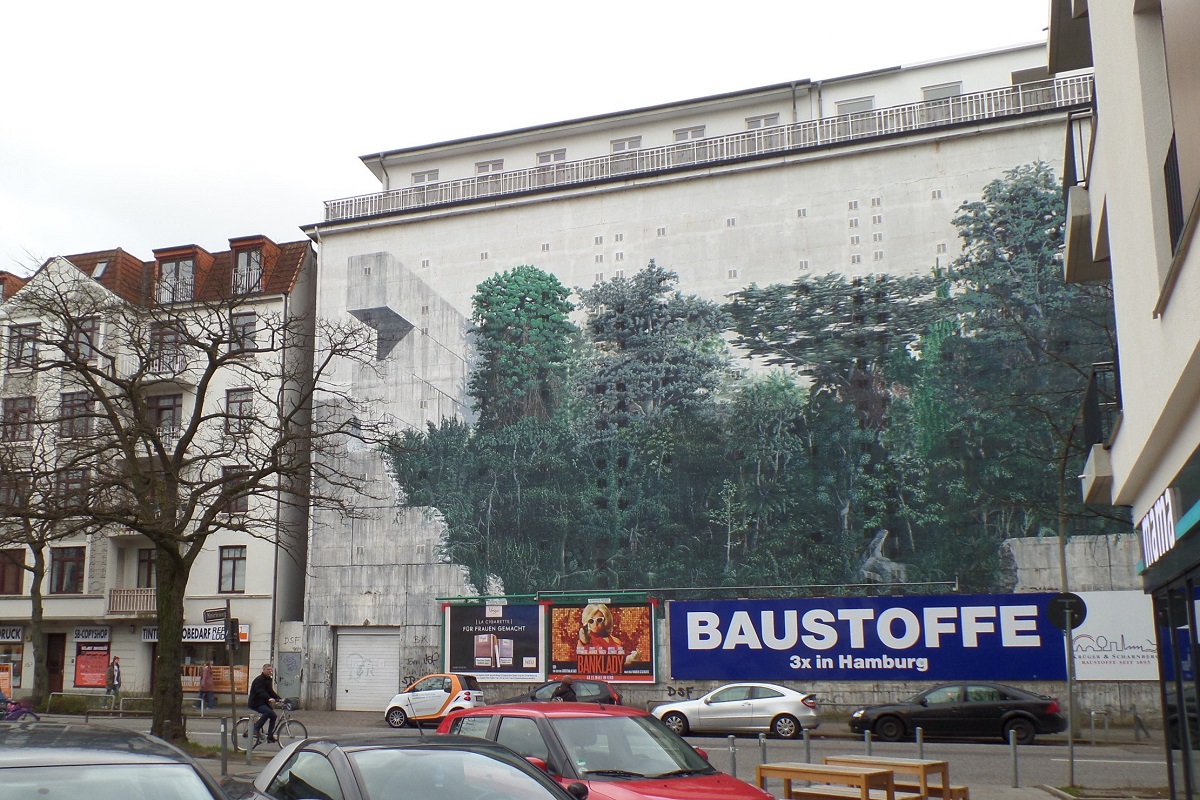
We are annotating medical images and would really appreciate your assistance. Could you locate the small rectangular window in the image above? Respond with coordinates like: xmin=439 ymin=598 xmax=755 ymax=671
xmin=595 ymin=255 xmax=603 ymax=263
xmin=836 ymin=97 xmax=875 ymax=115
xmin=421 ymin=258 xmax=431 ymax=268
xmin=797 ymin=208 xmax=807 ymax=218
xmin=541 ymin=243 xmax=550 ymax=252
xmin=922 ymin=82 xmax=963 ymax=102
xmin=850 ymin=235 xmax=861 ymax=246
xmin=136 ymin=548 xmax=156 ymax=589
xmin=71 ymin=316 xmax=99 ymax=362
xmin=223 ymin=467 xmax=249 ymax=514
xmin=799 ymin=260 xmax=810 ymax=270
xmin=746 ymin=114 xmax=780 ymax=130
xmin=614 ymin=233 xmax=624 ymax=242
xmin=156 ymin=259 xmax=194 ymax=303
xmin=231 ymin=311 xmax=256 ymax=353
xmin=219 ymin=545 xmax=246 ymax=593
xmin=537 ymin=149 xmax=566 ymax=165
xmin=873 ymin=250 xmax=885 ymax=261
xmin=873 ymin=232 xmax=884 ymax=242
xmin=7 ymin=323 xmax=39 ymax=370
xmin=421 ymin=305 xmax=430 ymax=315
xmin=233 ymin=249 xmax=262 ymax=294
xmin=0 ymin=549 xmax=23 ymax=595
xmin=657 ymin=227 xmax=667 ymax=237
xmin=931 ymin=189 xmax=944 ymax=200
xmin=59 ymin=392 xmax=92 ymax=439
xmin=872 ymin=214 xmax=883 ymax=225
xmin=2 ymin=396 xmax=35 ymax=442
xmin=475 ymin=159 xmax=503 ymax=174
xmin=226 ymin=388 xmax=254 ymax=434
xmin=849 ymin=218 xmax=859 ymax=228
xmin=595 ymin=236 xmax=603 ymax=245
xmin=412 ymin=169 xmax=439 ymax=185
xmin=610 ymin=136 xmax=641 ymax=153
xmin=50 ymin=546 xmax=85 ymax=594
xmin=727 ymin=218 xmax=736 ymax=227
xmin=728 ymin=268 xmax=740 ymax=279
xmin=615 ymin=252 xmax=624 ymax=262
xmin=848 ymin=200 xmax=859 ymax=210
xmin=851 ymin=254 xmax=862 ymax=265
xmin=674 ymin=126 xmax=705 ymax=141
xmin=871 ymin=197 xmax=882 ymax=207
xmin=613 ymin=269 xmax=625 ymax=279
xmin=595 ymin=272 xmax=605 ymax=282
xmin=936 ymin=243 xmax=948 ymax=254
xmin=481 ymin=252 xmax=489 ymax=261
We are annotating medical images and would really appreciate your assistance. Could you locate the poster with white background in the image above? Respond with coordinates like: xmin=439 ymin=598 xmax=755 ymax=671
xmin=1073 ymin=591 xmax=1158 ymax=680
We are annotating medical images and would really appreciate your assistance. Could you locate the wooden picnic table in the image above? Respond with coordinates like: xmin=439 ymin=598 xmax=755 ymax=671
xmin=756 ymin=760 xmax=911 ymax=800
xmin=823 ymin=755 xmax=952 ymax=799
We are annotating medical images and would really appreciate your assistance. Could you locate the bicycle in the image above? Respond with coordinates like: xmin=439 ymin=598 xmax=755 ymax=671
xmin=3 ymin=700 xmax=40 ymax=721
xmin=232 ymin=699 xmax=306 ymax=751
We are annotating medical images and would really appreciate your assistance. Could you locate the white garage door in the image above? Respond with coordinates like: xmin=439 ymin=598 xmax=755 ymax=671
xmin=335 ymin=630 xmax=401 ymax=712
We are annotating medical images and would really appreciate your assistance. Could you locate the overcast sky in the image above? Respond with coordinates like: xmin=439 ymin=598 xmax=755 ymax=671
xmin=0 ymin=1 xmax=1049 ymax=274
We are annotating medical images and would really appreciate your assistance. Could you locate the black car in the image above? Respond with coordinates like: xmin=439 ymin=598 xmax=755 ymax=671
xmin=848 ymin=681 xmax=1067 ymax=744
xmin=496 ymin=679 xmax=621 ymax=705
xmin=0 ymin=720 xmax=230 ymax=799
xmin=240 ymin=733 xmax=587 ymax=800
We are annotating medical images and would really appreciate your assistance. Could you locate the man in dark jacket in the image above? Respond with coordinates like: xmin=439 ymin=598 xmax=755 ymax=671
xmin=248 ymin=664 xmax=282 ymax=742
xmin=550 ymin=676 xmax=577 ymax=702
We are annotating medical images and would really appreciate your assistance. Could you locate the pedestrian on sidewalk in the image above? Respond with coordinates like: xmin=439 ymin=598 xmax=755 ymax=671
xmin=196 ymin=661 xmax=216 ymax=709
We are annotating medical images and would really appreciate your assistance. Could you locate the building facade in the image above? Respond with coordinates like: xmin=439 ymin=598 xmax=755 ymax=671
xmin=300 ymin=43 xmax=1096 ymax=709
xmin=0 ymin=236 xmax=316 ymax=703
xmin=1053 ymin=0 xmax=1200 ymax=795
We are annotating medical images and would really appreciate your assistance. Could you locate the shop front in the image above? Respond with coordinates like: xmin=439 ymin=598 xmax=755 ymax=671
xmin=1140 ymin=485 xmax=1200 ymax=798
xmin=142 ymin=621 xmax=251 ymax=697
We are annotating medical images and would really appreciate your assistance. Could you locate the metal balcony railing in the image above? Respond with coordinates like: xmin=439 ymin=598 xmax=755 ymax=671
xmin=1082 ymin=361 xmax=1121 ymax=447
xmin=107 ymin=587 xmax=156 ymax=614
xmin=325 ymin=74 xmax=1095 ymax=223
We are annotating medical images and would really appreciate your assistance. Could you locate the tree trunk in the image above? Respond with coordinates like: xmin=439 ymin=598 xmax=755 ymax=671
xmin=151 ymin=547 xmax=189 ymax=742
xmin=29 ymin=546 xmax=48 ymax=708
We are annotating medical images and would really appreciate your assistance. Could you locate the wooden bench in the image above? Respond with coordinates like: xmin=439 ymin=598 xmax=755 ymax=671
xmin=893 ymin=782 xmax=969 ymax=800
xmin=757 ymin=761 xmax=913 ymax=800
xmin=824 ymin=754 xmax=954 ymax=800
xmin=784 ymin=785 xmax=922 ymax=800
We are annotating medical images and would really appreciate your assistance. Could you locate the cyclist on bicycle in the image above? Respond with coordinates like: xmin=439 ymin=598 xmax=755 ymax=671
xmin=248 ymin=664 xmax=282 ymax=743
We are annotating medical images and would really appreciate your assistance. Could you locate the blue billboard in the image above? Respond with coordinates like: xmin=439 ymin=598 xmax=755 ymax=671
xmin=667 ymin=594 xmax=1068 ymax=681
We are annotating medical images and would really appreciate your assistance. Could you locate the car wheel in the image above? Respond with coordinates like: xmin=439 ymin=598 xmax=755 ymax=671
xmin=873 ymin=715 xmax=905 ymax=742
xmin=1004 ymin=718 xmax=1036 ymax=745
xmin=385 ymin=707 xmax=408 ymax=728
xmin=662 ymin=712 xmax=690 ymax=735
xmin=772 ymin=714 xmax=801 ymax=739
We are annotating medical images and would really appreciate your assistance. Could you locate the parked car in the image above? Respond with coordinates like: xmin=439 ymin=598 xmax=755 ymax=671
xmin=496 ymin=679 xmax=621 ymax=705
xmin=848 ymin=681 xmax=1067 ymax=744
xmin=652 ymin=682 xmax=819 ymax=739
xmin=0 ymin=720 xmax=230 ymax=800
xmin=240 ymin=732 xmax=587 ymax=800
xmin=384 ymin=672 xmax=485 ymax=728
xmin=437 ymin=702 xmax=773 ymax=800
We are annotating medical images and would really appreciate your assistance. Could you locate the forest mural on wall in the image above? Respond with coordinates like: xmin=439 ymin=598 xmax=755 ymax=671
xmin=383 ymin=163 xmax=1130 ymax=597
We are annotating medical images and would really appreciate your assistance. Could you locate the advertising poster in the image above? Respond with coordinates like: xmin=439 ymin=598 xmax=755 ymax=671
xmin=668 ymin=593 xmax=1069 ymax=682
xmin=74 ymin=643 xmax=110 ymax=688
xmin=0 ymin=663 xmax=12 ymax=697
xmin=549 ymin=600 xmax=655 ymax=683
xmin=1073 ymin=590 xmax=1158 ymax=680
xmin=445 ymin=603 xmax=543 ymax=682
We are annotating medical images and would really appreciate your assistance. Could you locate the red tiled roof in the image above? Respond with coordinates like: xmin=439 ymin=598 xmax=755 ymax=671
xmin=0 ymin=271 xmax=29 ymax=301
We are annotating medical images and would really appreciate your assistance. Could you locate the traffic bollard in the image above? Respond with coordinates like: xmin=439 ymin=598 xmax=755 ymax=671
xmin=759 ymin=732 xmax=767 ymax=767
xmin=803 ymin=728 xmax=811 ymax=763
xmin=865 ymin=729 xmax=873 ymax=756
xmin=1010 ymin=728 xmax=1019 ymax=788
xmin=728 ymin=735 xmax=737 ymax=779
xmin=916 ymin=726 xmax=924 ymax=759
xmin=220 ymin=717 xmax=227 ymax=776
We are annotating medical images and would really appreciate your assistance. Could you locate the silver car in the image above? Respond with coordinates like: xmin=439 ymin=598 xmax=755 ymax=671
xmin=653 ymin=682 xmax=819 ymax=739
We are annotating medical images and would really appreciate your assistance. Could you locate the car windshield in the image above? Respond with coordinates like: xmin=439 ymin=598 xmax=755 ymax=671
xmin=351 ymin=748 xmax=561 ymax=800
xmin=549 ymin=714 xmax=714 ymax=779
xmin=2 ymin=764 xmax=220 ymax=800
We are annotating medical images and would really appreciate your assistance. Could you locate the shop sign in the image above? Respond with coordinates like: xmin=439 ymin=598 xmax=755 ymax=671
xmin=0 ymin=626 xmax=23 ymax=642
xmin=73 ymin=626 xmax=110 ymax=642
xmin=1139 ymin=488 xmax=1179 ymax=569
xmin=142 ymin=623 xmax=249 ymax=643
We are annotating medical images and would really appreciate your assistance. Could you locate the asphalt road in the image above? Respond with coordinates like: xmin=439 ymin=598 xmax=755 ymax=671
xmin=77 ymin=711 xmax=1172 ymax=795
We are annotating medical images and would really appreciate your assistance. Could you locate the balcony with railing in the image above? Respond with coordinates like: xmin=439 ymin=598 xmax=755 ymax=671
xmin=1080 ymin=360 xmax=1121 ymax=505
xmin=325 ymin=74 xmax=1095 ymax=224
xmin=107 ymin=587 xmax=156 ymax=615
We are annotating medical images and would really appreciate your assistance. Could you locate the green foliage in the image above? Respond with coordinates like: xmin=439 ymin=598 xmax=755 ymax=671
xmin=469 ymin=265 xmax=577 ymax=428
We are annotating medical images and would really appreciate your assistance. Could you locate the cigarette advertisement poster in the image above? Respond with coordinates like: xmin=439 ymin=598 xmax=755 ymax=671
xmin=74 ymin=643 xmax=110 ymax=688
xmin=445 ymin=603 xmax=543 ymax=682
xmin=550 ymin=600 xmax=655 ymax=683
xmin=668 ymin=593 xmax=1070 ymax=681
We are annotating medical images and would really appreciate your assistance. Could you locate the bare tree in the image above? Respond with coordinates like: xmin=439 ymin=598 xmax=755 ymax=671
xmin=0 ymin=252 xmax=381 ymax=741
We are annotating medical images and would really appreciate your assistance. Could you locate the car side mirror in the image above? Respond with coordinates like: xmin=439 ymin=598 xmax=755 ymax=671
xmin=702 ymin=697 xmax=711 ymax=705
xmin=920 ymin=699 xmax=929 ymax=706
xmin=566 ymin=782 xmax=589 ymax=800
xmin=525 ymin=756 xmax=549 ymax=772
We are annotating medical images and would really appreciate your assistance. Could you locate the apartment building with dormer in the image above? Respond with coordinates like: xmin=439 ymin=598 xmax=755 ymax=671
xmin=0 ymin=235 xmax=315 ymax=701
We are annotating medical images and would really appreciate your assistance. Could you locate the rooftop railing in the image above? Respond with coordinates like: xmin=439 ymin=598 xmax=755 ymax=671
xmin=325 ymin=74 xmax=1094 ymax=223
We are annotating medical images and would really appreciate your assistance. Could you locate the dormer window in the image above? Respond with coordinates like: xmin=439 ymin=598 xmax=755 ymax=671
xmin=157 ymin=258 xmax=194 ymax=303
xmin=234 ymin=249 xmax=262 ymax=294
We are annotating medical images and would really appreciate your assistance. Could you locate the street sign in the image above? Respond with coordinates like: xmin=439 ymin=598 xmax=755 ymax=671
xmin=203 ymin=608 xmax=227 ymax=623
xmin=1047 ymin=592 xmax=1088 ymax=631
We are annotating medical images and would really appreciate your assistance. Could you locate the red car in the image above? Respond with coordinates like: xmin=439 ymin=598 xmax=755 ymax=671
xmin=437 ymin=702 xmax=773 ymax=800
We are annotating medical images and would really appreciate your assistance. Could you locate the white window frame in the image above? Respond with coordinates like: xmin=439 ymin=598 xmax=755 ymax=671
xmin=412 ymin=169 xmax=439 ymax=185
xmin=746 ymin=114 xmax=780 ymax=130
xmin=475 ymin=159 xmax=504 ymax=175
xmin=610 ymin=136 xmax=642 ymax=153
xmin=233 ymin=249 xmax=262 ymax=294
xmin=673 ymin=126 xmax=705 ymax=142
xmin=156 ymin=258 xmax=194 ymax=303
xmin=537 ymin=149 xmax=566 ymax=165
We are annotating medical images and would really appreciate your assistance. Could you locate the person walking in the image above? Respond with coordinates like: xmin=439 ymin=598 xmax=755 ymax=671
xmin=105 ymin=657 xmax=121 ymax=708
xmin=196 ymin=661 xmax=216 ymax=710
xmin=247 ymin=663 xmax=282 ymax=743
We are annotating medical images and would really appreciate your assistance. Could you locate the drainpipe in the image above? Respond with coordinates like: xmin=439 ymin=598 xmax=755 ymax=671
xmin=815 ymin=80 xmax=824 ymax=120
xmin=790 ymin=82 xmax=799 ymax=124
xmin=378 ymin=155 xmax=392 ymax=192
